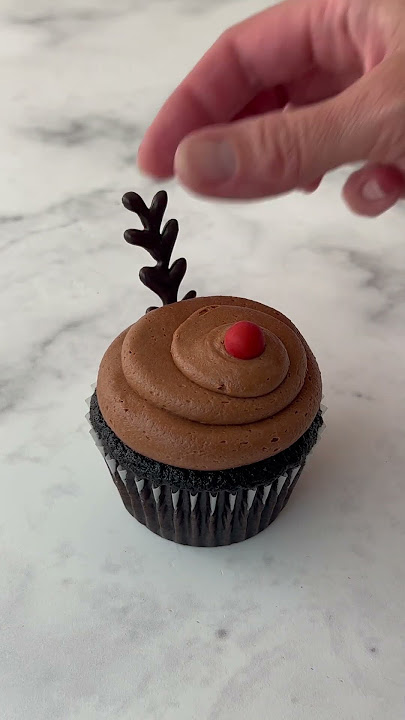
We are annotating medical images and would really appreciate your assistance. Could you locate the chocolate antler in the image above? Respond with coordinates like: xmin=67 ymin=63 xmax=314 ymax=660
xmin=122 ymin=190 xmax=196 ymax=312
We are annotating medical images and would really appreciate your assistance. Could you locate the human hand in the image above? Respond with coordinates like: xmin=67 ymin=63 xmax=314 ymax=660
xmin=138 ymin=0 xmax=405 ymax=216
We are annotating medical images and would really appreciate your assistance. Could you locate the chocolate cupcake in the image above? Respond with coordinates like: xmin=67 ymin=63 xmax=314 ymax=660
xmin=88 ymin=191 xmax=323 ymax=546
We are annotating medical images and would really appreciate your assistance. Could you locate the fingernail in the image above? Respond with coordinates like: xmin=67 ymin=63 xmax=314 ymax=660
xmin=176 ymin=138 xmax=236 ymax=184
xmin=362 ymin=179 xmax=387 ymax=201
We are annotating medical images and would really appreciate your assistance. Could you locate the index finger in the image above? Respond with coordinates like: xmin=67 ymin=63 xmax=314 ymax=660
xmin=138 ymin=0 xmax=318 ymax=178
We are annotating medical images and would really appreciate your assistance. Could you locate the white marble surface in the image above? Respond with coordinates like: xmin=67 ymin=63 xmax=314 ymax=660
xmin=1 ymin=1 xmax=405 ymax=718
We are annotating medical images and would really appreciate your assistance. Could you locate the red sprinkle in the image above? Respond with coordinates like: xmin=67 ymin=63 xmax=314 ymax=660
xmin=224 ymin=321 xmax=266 ymax=360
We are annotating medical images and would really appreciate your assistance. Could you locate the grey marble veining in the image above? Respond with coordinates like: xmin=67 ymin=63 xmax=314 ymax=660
xmin=1 ymin=1 xmax=405 ymax=719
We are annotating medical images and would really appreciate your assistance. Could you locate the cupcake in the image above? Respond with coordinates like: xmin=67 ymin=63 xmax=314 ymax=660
xmin=88 ymin=190 xmax=323 ymax=546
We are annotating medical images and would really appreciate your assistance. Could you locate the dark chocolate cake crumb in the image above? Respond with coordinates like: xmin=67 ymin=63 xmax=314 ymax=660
xmin=89 ymin=391 xmax=323 ymax=493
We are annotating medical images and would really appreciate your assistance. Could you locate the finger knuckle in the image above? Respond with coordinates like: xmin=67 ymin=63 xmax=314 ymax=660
xmin=217 ymin=25 xmax=237 ymax=48
xmin=368 ymin=55 xmax=405 ymax=159
xmin=255 ymin=115 xmax=305 ymax=188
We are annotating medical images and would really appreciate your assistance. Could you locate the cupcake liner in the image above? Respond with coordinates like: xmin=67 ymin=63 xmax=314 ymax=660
xmin=86 ymin=392 xmax=323 ymax=547
xmin=115 ymin=455 xmax=305 ymax=546
xmin=87 ymin=421 xmax=305 ymax=546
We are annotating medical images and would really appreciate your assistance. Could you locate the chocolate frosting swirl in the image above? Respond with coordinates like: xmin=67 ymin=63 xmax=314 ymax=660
xmin=97 ymin=297 xmax=322 ymax=471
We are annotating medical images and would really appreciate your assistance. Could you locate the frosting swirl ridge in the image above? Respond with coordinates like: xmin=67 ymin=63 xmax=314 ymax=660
xmin=172 ymin=306 xmax=291 ymax=398
xmin=97 ymin=296 xmax=322 ymax=470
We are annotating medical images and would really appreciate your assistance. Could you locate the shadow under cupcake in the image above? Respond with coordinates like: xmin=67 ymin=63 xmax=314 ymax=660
xmin=88 ymin=191 xmax=323 ymax=546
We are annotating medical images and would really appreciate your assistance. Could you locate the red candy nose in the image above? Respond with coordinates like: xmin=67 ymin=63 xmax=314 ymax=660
xmin=224 ymin=321 xmax=266 ymax=360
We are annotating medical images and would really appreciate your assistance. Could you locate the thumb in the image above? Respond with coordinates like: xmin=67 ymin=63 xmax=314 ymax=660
xmin=174 ymin=59 xmax=403 ymax=199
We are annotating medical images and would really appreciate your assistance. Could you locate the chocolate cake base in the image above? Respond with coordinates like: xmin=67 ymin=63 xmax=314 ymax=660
xmin=89 ymin=391 xmax=323 ymax=546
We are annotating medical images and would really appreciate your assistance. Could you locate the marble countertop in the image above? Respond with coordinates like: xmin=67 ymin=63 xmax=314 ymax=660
xmin=2 ymin=1 xmax=405 ymax=718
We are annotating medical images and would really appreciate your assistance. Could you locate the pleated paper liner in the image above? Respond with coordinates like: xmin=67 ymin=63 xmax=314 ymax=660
xmin=86 ymin=392 xmax=325 ymax=547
